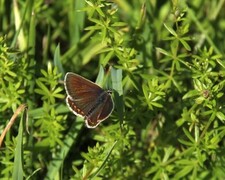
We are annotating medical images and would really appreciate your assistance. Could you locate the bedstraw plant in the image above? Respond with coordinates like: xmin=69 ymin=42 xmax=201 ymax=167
xmin=0 ymin=0 xmax=225 ymax=179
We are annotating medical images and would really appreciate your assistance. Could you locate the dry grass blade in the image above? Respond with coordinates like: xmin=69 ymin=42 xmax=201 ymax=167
xmin=0 ymin=104 xmax=27 ymax=147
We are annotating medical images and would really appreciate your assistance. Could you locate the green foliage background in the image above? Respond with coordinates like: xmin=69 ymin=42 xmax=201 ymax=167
xmin=1 ymin=0 xmax=225 ymax=179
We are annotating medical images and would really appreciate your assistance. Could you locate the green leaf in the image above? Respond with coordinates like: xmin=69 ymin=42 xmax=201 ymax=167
xmin=216 ymin=111 xmax=225 ymax=121
xmin=111 ymin=67 xmax=124 ymax=121
xmin=180 ymin=38 xmax=191 ymax=51
xmin=13 ymin=107 xmax=27 ymax=179
xmin=174 ymin=165 xmax=194 ymax=179
xmin=54 ymin=44 xmax=64 ymax=76
xmin=183 ymin=90 xmax=199 ymax=99
xmin=164 ymin=23 xmax=177 ymax=37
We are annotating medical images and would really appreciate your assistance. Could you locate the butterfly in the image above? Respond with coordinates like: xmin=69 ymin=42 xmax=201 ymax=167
xmin=64 ymin=72 xmax=114 ymax=128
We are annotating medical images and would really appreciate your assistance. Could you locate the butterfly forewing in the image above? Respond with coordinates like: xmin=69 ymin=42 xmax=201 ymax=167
xmin=65 ymin=73 xmax=105 ymax=115
xmin=65 ymin=72 xmax=104 ymax=99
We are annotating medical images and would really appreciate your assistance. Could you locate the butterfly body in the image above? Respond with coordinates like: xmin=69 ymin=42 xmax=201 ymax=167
xmin=64 ymin=72 xmax=114 ymax=128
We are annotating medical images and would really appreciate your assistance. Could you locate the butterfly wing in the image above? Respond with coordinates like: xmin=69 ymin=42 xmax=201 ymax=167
xmin=85 ymin=91 xmax=114 ymax=128
xmin=65 ymin=72 xmax=104 ymax=116
xmin=98 ymin=94 xmax=114 ymax=120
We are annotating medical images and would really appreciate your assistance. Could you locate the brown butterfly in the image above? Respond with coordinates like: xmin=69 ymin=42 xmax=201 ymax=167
xmin=64 ymin=72 xmax=114 ymax=128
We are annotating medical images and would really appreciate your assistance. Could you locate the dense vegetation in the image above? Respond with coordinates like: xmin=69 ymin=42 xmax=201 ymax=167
xmin=1 ymin=0 xmax=225 ymax=179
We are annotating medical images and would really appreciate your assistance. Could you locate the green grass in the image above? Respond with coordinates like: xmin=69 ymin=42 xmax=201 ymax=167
xmin=1 ymin=0 xmax=225 ymax=179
